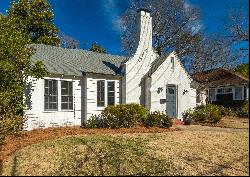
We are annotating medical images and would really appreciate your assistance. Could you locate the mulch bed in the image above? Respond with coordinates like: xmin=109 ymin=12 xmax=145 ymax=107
xmin=0 ymin=125 xmax=180 ymax=164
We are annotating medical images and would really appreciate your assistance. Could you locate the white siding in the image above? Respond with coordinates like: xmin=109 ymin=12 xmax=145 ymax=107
xmin=86 ymin=77 xmax=120 ymax=120
xmin=24 ymin=76 xmax=83 ymax=130
xmin=150 ymin=52 xmax=197 ymax=119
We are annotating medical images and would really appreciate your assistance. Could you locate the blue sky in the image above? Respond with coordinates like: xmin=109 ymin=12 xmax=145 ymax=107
xmin=0 ymin=0 xmax=248 ymax=56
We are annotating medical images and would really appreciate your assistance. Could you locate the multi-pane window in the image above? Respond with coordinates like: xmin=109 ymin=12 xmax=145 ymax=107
xmin=44 ymin=80 xmax=58 ymax=111
xmin=217 ymin=87 xmax=232 ymax=94
xmin=97 ymin=80 xmax=105 ymax=107
xmin=61 ymin=81 xmax=73 ymax=110
xmin=108 ymin=81 xmax=115 ymax=105
xmin=234 ymin=86 xmax=243 ymax=100
xmin=208 ymin=88 xmax=216 ymax=101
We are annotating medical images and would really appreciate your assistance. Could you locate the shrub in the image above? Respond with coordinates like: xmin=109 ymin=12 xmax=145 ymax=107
xmin=183 ymin=104 xmax=222 ymax=124
xmin=160 ymin=113 xmax=173 ymax=128
xmin=84 ymin=115 xmax=103 ymax=129
xmin=0 ymin=115 xmax=26 ymax=143
xmin=237 ymin=101 xmax=249 ymax=118
xmin=142 ymin=111 xmax=172 ymax=128
xmin=220 ymin=106 xmax=237 ymax=117
xmin=101 ymin=103 xmax=149 ymax=128
xmin=142 ymin=111 xmax=162 ymax=127
xmin=195 ymin=104 xmax=222 ymax=123
xmin=182 ymin=109 xmax=194 ymax=125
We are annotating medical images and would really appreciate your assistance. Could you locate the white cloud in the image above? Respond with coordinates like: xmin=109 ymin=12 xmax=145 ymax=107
xmin=102 ymin=0 xmax=122 ymax=32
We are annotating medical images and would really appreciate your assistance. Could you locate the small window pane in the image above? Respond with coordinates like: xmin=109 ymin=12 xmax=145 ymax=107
xmin=209 ymin=89 xmax=216 ymax=101
xmin=69 ymin=82 xmax=73 ymax=95
xmin=168 ymin=88 xmax=175 ymax=94
xmin=61 ymin=103 xmax=68 ymax=110
xmin=69 ymin=97 xmax=73 ymax=103
xmin=108 ymin=81 xmax=115 ymax=106
xmin=235 ymin=87 xmax=243 ymax=100
xmin=217 ymin=88 xmax=222 ymax=93
xmin=62 ymin=96 xmax=68 ymax=103
xmin=45 ymin=80 xmax=48 ymax=87
xmin=171 ymin=57 xmax=175 ymax=69
xmin=97 ymin=81 xmax=105 ymax=107
xmin=69 ymin=103 xmax=73 ymax=110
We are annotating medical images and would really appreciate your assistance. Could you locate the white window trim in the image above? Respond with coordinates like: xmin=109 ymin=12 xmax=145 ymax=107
xmin=61 ymin=81 xmax=74 ymax=111
xmin=96 ymin=80 xmax=117 ymax=108
xmin=43 ymin=78 xmax=74 ymax=112
xmin=97 ymin=80 xmax=106 ymax=107
xmin=107 ymin=81 xmax=116 ymax=106
xmin=44 ymin=79 xmax=58 ymax=112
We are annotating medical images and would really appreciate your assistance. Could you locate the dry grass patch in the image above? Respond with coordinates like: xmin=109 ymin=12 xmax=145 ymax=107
xmin=1 ymin=127 xmax=249 ymax=176
xmin=194 ymin=116 xmax=249 ymax=129
xmin=217 ymin=116 xmax=249 ymax=129
xmin=0 ymin=125 xmax=178 ymax=166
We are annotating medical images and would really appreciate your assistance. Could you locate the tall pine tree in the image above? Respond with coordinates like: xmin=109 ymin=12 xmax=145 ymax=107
xmin=8 ymin=0 xmax=60 ymax=46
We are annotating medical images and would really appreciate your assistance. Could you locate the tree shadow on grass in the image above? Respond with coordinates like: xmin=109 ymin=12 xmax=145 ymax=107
xmin=55 ymin=136 xmax=179 ymax=176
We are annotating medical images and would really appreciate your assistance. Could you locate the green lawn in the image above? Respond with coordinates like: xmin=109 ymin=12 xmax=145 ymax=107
xmin=2 ymin=124 xmax=249 ymax=176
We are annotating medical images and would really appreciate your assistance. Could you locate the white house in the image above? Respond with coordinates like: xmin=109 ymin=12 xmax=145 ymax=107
xmin=24 ymin=9 xmax=197 ymax=130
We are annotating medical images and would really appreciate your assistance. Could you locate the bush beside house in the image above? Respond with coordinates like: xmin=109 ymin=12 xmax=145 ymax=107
xmin=182 ymin=104 xmax=223 ymax=124
xmin=85 ymin=104 xmax=173 ymax=129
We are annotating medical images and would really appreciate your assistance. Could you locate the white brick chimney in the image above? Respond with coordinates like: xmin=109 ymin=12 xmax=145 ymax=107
xmin=122 ymin=9 xmax=158 ymax=105
xmin=136 ymin=8 xmax=153 ymax=54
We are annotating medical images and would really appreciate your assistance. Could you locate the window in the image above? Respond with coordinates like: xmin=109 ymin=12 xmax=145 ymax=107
xmin=171 ymin=57 xmax=175 ymax=69
xmin=61 ymin=81 xmax=73 ymax=110
xmin=234 ymin=86 xmax=243 ymax=100
xmin=217 ymin=87 xmax=232 ymax=94
xmin=44 ymin=80 xmax=58 ymax=111
xmin=97 ymin=80 xmax=105 ymax=107
xmin=108 ymin=81 xmax=115 ymax=105
xmin=208 ymin=88 xmax=216 ymax=101
xmin=168 ymin=88 xmax=175 ymax=94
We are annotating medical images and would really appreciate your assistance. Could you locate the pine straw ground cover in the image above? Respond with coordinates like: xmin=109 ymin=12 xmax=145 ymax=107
xmin=0 ymin=122 xmax=249 ymax=176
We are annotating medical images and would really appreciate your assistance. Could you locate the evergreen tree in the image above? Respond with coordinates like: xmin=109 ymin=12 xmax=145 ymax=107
xmin=0 ymin=14 xmax=47 ymax=141
xmin=233 ymin=63 xmax=249 ymax=77
xmin=8 ymin=0 xmax=60 ymax=46
xmin=89 ymin=42 xmax=107 ymax=53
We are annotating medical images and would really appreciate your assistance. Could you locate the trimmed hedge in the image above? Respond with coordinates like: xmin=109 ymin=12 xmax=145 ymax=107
xmin=85 ymin=104 xmax=173 ymax=129
xmin=142 ymin=111 xmax=172 ymax=128
xmin=182 ymin=104 xmax=222 ymax=124
xmin=101 ymin=103 xmax=149 ymax=128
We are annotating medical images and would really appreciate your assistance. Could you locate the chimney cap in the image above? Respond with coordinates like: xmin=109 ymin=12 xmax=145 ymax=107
xmin=137 ymin=8 xmax=151 ymax=13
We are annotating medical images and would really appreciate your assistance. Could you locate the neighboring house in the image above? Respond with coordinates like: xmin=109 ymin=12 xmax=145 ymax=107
xmin=192 ymin=68 xmax=249 ymax=108
xmin=24 ymin=9 xmax=197 ymax=130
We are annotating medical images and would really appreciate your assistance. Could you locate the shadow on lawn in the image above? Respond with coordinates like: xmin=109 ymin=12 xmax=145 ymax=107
xmin=54 ymin=137 xmax=180 ymax=176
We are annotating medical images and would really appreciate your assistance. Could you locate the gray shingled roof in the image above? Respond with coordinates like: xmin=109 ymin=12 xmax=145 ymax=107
xmin=29 ymin=44 xmax=127 ymax=76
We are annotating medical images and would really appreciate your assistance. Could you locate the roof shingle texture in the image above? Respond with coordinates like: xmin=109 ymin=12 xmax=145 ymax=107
xmin=29 ymin=44 xmax=127 ymax=76
xmin=192 ymin=68 xmax=249 ymax=87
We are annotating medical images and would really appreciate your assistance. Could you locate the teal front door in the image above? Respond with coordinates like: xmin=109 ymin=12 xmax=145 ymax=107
xmin=166 ymin=85 xmax=177 ymax=118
